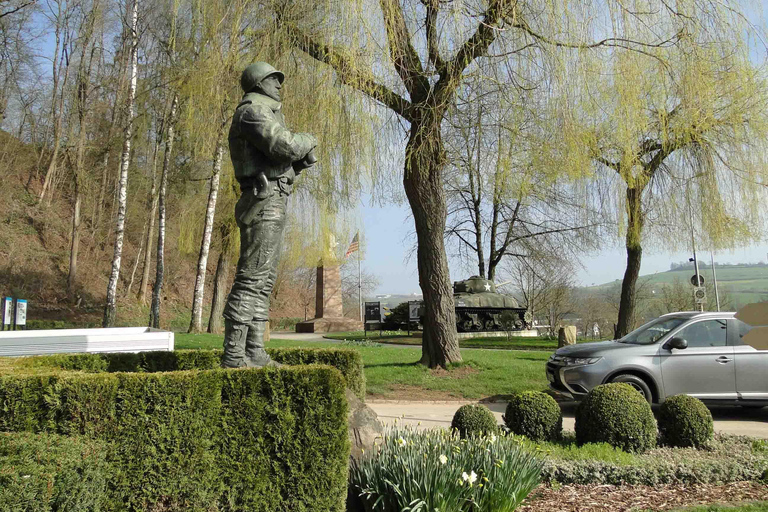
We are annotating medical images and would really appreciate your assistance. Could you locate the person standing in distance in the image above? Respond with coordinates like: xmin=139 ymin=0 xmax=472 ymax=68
xmin=222 ymin=62 xmax=317 ymax=368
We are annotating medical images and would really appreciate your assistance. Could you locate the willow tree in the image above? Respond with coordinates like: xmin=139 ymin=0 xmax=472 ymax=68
xmin=553 ymin=8 xmax=768 ymax=337
xmin=249 ymin=0 xmax=704 ymax=367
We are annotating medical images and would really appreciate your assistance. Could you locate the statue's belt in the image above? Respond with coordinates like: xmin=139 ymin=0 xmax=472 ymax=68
xmin=240 ymin=174 xmax=293 ymax=198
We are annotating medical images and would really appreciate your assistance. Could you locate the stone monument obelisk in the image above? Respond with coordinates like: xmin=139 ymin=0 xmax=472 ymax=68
xmin=296 ymin=234 xmax=362 ymax=333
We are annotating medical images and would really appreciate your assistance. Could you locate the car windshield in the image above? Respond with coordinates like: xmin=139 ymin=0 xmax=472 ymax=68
xmin=618 ymin=316 xmax=689 ymax=345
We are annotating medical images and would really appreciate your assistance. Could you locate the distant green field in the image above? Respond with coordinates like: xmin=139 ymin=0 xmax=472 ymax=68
xmin=587 ymin=265 xmax=768 ymax=309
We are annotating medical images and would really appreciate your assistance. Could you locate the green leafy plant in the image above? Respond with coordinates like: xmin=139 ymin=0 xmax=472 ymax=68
xmin=575 ymin=383 xmax=657 ymax=453
xmin=350 ymin=427 xmax=542 ymax=512
xmin=451 ymin=404 xmax=498 ymax=438
xmin=753 ymin=439 xmax=768 ymax=453
xmin=503 ymin=391 xmax=562 ymax=442
xmin=658 ymin=394 xmax=714 ymax=448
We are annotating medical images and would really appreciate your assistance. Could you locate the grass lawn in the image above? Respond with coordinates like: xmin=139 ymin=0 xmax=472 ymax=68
xmin=175 ymin=332 xmax=551 ymax=400
xmin=323 ymin=330 xmax=602 ymax=351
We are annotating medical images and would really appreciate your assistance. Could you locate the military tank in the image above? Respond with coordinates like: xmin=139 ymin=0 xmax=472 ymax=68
xmin=453 ymin=276 xmax=531 ymax=332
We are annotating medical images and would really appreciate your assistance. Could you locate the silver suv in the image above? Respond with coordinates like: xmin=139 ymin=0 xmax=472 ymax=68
xmin=547 ymin=312 xmax=768 ymax=405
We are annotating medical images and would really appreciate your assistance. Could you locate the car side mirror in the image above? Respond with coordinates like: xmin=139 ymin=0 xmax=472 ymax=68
xmin=667 ymin=337 xmax=688 ymax=350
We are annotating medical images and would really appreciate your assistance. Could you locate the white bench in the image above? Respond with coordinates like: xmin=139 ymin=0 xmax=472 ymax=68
xmin=0 ymin=327 xmax=174 ymax=357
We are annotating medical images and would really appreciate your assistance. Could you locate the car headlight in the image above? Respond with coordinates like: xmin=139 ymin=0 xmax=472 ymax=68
xmin=562 ymin=357 xmax=602 ymax=365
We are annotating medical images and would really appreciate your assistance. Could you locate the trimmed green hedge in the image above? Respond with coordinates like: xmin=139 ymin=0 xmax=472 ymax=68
xmin=504 ymin=391 xmax=562 ymax=442
xmin=658 ymin=394 xmax=714 ymax=448
xmin=450 ymin=404 xmax=498 ymax=438
xmin=13 ymin=347 xmax=365 ymax=400
xmin=0 ymin=431 xmax=110 ymax=511
xmin=0 ymin=365 xmax=350 ymax=511
xmin=575 ymin=383 xmax=657 ymax=453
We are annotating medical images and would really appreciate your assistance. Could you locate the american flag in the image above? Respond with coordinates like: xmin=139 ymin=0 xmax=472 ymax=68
xmin=345 ymin=233 xmax=359 ymax=258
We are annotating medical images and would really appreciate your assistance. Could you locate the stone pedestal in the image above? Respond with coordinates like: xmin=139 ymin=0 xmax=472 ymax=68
xmin=295 ymin=263 xmax=363 ymax=333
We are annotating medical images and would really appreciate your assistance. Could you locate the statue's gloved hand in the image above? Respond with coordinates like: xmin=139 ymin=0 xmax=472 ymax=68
xmin=293 ymin=147 xmax=317 ymax=174
xmin=304 ymin=148 xmax=317 ymax=164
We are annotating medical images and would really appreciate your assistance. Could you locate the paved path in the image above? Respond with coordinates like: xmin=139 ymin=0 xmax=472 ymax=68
xmin=368 ymin=400 xmax=768 ymax=438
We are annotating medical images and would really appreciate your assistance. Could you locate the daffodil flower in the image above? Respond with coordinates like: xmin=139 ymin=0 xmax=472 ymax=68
xmin=439 ymin=454 xmax=448 ymax=465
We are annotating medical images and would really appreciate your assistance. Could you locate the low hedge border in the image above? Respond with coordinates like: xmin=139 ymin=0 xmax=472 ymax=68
xmin=540 ymin=435 xmax=768 ymax=486
xmin=0 ymin=365 xmax=351 ymax=511
xmin=9 ymin=347 xmax=365 ymax=400
xmin=0 ymin=431 xmax=110 ymax=511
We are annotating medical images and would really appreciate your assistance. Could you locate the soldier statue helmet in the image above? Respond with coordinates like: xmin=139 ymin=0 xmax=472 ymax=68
xmin=241 ymin=62 xmax=285 ymax=93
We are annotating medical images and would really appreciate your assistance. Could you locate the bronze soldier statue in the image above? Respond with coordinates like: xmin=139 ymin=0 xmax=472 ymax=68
xmin=222 ymin=62 xmax=317 ymax=368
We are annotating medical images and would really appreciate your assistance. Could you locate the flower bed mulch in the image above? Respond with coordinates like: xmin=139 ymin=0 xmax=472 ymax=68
xmin=519 ymin=481 xmax=768 ymax=511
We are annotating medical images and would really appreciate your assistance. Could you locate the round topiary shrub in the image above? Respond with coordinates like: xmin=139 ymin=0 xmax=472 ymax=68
xmin=658 ymin=394 xmax=714 ymax=448
xmin=504 ymin=391 xmax=563 ymax=441
xmin=451 ymin=404 xmax=497 ymax=438
xmin=575 ymin=383 xmax=656 ymax=453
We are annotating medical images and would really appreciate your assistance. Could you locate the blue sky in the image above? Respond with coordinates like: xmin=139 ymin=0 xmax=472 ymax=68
xmin=359 ymin=200 xmax=768 ymax=295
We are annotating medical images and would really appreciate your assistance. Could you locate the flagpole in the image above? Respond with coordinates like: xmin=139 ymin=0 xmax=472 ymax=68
xmin=358 ymin=237 xmax=362 ymax=322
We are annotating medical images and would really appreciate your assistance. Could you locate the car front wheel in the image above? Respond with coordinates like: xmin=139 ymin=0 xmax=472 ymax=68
xmin=610 ymin=374 xmax=653 ymax=403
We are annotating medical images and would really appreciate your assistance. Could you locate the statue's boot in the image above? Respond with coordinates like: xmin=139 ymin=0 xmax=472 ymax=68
xmin=221 ymin=320 xmax=249 ymax=368
xmin=245 ymin=321 xmax=282 ymax=368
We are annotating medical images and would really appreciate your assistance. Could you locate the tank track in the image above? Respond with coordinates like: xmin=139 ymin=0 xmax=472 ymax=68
xmin=455 ymin=307 xmax=530 ymax=332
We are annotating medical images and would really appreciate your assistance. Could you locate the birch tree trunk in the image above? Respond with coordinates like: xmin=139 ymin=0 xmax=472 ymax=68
xmin=103 ymin=0 xmax=138 ymax=328
xmin=150 ymin=94 xmax=178 ymax=329
xmin=188 ymin=127 xmax=225 ymax=333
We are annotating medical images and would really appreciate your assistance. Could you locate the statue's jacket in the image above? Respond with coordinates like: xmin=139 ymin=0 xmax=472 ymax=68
xmin=228 ymin=92 xmax=316 ymax=186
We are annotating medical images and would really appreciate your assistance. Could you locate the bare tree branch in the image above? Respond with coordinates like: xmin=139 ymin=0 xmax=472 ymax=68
xmin=511 ymin=17 xmax=680 ymax=67
xmin=422 ymin=0 xmax=445 ymax=73
xmin=0 ymin=0 xmax=35 ymax=19
xmin=435 ymin=0 xmax=512 ymax=106
xmin=379 ymin=0 xmax=430 ymax=99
